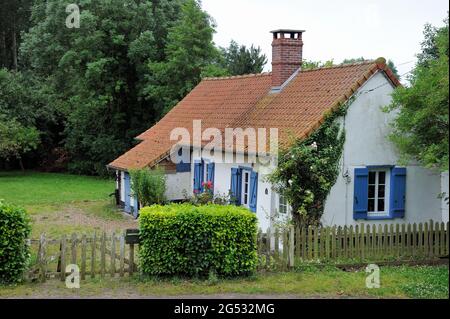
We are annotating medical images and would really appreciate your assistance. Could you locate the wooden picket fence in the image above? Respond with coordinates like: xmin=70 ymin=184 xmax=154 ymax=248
xmin=257 ymin=220 xmax=449 ymax=269
xmin=29 ymin=232 xmax=138 ymax=282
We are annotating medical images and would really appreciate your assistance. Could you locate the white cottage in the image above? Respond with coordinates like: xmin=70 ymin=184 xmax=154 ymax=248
xmin=108 ymin=29 xmax=449 ymax=228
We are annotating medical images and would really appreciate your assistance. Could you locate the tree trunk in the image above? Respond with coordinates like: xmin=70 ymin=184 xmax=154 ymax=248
xmin=0 ymin=31 xmax=5 ymax=68
xmin=19 ymin=157 xmax=25 ymax=171
xmin=11 ymin=18 xmax=18 ymax=70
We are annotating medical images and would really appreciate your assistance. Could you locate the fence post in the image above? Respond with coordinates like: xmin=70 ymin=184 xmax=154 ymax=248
xmin=429 ymin=220 xmax=434 ymax=259
xmin=38 ymin=233 xmax=47 ymax=282
xmin=91 ymin=232 xmax=96 ymax=279
xmin=111 ymin=233 xmax=116 ymax=277
xmin=424 ymin=222 xmax=429 ymax=258
xmin=289 ymin=225 xmax=295 ymax=268
xmin=129 ymin=243 xmax=135 ymax=276
xmin=434 ymin=222 xmax=440 ymax=257
xmin=101 ymin=232 xmax=106 ymax=277
xmin=412 ymin=223 xmax=417 ymax=259
xmin=81 ymin=234 xmax=87 ymax=280
xmin=60 ymin=235 xmax=66 ymax=281
xmin=440 ymin=222 xmax=445 ymax=256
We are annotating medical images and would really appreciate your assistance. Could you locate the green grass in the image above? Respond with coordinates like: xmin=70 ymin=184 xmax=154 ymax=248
xmin=0 ymin=265 xmax=447 ymax=299
xmin=0 ymin=171 xmax=114 ymax=205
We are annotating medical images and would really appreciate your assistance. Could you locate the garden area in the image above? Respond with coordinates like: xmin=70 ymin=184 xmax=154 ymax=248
xmin=0 ymin=171 xmax=449 ymax=299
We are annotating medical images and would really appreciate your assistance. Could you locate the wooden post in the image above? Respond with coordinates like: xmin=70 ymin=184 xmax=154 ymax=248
xmin=301 ymin=226 xmax=306 ymax=259
xmin=38 ymin=234 xmax=47 ymax=282
xmin=336 ymin=226 xmax=342 ymax=259
xmin=355 ymin=225 xmax=360 ymax=260
xmin=395 ymin=224 xmax=400 ymax=259
xmin=418 ymin=223 xmax=423 ymax=258
xmin=424 ymin=222 xmax=429 ymax=258
xmin=307 ymin=226 xmax=313 ymax=261
xmin=383 ymin=224 xmax=388 ymax=258
xmin=71 ymin=233 xmax=77 ymax=265
xmin=343 ymin=226 xmax=348 ymax=259
xmin=440 ymin=222 xmax=445 ymax=257
xmin=331 ymin=226 xmax=336 ymax=260
xmin=434 ymin=222 xmax=440 ymax=257
xmin=325 ymin=227 xmax=331 ymax=260
xmin=389 ymin=224 xmax=394 ymax=257
xmin=91 ymin=233 xmax=96 ymax=279
xmin=295 ymin=225 xmax=301 ymax=260
xmin=120 ymin=232 xmax=125 ymax=277
xmin=429 ymin=220 xmax=434 ymax=259
xmin=101 ymin=232 xmax=106 ymax=277
xmin=371 ymin=225 xmax=376 ymax=260
xmin=313 ymin=226 xmax=319 ymax=260
xmin=111 ymin=233 xmax=116 ymax=277
xmin=289 ymin=225 xmax=295 ymax=268
xmin=360 ymin=224 xmax=365 ymax=261
xmin=81 ymin=234 xmax=87 ymax=280
xmin=401 ymin=224 xmax=406 ymax=259
xmin=60 ymin=235 xmax=66 ymax=281
xmin=412 ymin=223 xmax=417 ymax=259
xmin=129 ymin=243 xmax=135 ymax=276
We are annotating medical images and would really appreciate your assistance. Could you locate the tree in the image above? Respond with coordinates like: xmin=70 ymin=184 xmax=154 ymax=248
xmin=0 ymin=114 xmax=40 ymax=170
xmin=145 ymin=0 xmax=219 ymax=115
xmin=219 ymin=40 xmax=267 ymax=75
xmin=302 ymin=59 xmax=334 ymax=70
xmin=386 ymin=16 xmax=449 ymax=171
xmin=19 ymin=0 xmax=191 ymax=175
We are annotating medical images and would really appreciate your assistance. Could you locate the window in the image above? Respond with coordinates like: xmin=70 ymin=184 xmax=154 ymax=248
xmin=241 ymin=170 xmax=250 ymax=208
xmin=279 ymin=194 xmax=288 ymax=214
xmin=367 ymin=170 xmax=389 ymax=217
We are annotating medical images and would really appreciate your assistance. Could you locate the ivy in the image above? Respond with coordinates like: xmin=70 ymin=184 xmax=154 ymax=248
xmin=268 ymin=99 xmax=353 ymax=226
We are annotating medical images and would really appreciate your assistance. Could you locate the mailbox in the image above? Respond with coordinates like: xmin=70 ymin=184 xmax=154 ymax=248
xmin=125 ymin=229 xmax=140 ymax=244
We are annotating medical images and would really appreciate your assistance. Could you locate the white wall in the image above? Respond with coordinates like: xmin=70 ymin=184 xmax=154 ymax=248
xmin=321 ymin=71 xmax=443 ymax=226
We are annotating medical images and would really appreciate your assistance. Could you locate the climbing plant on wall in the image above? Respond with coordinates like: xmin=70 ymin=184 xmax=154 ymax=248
xmin=268 ymin=99 xmax=354 ymax=226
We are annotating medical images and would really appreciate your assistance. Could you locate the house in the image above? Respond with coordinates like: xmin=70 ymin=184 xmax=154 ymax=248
xmin=107 ymin=29 xmax=449 ymax=229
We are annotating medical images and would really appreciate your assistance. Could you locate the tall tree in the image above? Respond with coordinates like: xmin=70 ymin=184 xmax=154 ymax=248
xmin=19 ymin=0 xmax=189 ymax=175
xmin=145 ymin=0 xmax=219 ymax=115
xmin=219 ymin=40 xmax=267 ymax=75
xmin=386 ymin=15 xmax=449 ymax=171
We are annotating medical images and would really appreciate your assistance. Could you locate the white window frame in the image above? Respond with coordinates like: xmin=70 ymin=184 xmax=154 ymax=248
xmin=367 ymin=169 xmax=390 ymax=217
xmin=241 ymin=170 xmax=250 ymax=208
xmin=279 ymin=194 xmax=288 ymax=214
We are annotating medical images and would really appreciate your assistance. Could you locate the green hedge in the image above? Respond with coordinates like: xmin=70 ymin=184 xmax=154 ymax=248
xmin=0 ymin=200 xmax=31 ymax=284
xmin=139 ymin=204 xmax=258 ymax=277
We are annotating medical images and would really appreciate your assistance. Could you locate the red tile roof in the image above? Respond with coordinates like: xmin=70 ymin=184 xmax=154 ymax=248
xmin=108 ymin=59 xmax=400 ymax=171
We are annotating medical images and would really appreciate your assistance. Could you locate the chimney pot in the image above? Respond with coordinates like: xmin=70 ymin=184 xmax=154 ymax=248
xmin=270 ymin=29 xmax=305 ymax=89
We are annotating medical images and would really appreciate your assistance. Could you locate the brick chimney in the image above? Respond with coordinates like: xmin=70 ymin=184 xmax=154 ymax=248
xmin=271 ymin=29 xmax=305 ymax=89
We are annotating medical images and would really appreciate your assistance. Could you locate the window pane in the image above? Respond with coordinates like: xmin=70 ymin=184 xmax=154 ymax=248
xmin=368 ymin=185 xmax=375 ymax=198
xmin=378 ymin=199 xmax=385 ymax=212
xmin=378 ymin=171 xmax=386 ymax=184
xmin=368 ymin=199 xmax=375 ymax=212
xmin=369 ymin=172 xmax=376 ymax=184
xmin=378 ymin=185 xmax=385 ymax=198
xmin=245 ymin=173 xmax=249 ymax=182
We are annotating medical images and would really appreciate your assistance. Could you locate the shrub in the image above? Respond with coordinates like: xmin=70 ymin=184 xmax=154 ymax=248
xmin=0 ymin=200 xmax=31 ymax=284
xmin=139 ymin=204 xmax=258 ymax=277
xmin=130 ymin=167 xmax=166 ymax=207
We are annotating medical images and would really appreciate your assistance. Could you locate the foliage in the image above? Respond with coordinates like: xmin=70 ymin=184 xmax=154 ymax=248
xmin=385 ymin=16 xmax=449 ymax=171
xmin=219 ymin=40 xmax=267 ymax=75
xmin=0 ymin=114 xmax=40 ymax=169
xmin=145 ymin=0 xmax=220 ymax=115
xmin=268 ymin=102 xmax=350 ymax=226
xmin=302 ymin=59 xmax=335 ymax=70
xmin=0 ymin=200 xmax=31 ymax=284
xmin=129 ymin=167 xmax=167 ymax=206
xmin=139 ymin=204 xmax=258 ymax=277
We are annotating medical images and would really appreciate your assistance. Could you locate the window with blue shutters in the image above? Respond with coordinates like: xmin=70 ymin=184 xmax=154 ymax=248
xmin=353 ymin=166 xmax=407 ymax=220
xmin=206 ymin=162 xmax=215 ymax=192
xmin=124 ymin=172 xmax=131 ymax=214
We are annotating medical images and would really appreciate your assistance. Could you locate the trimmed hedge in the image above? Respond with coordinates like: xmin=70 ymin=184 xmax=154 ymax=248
xmin=0 ymin=200 xmax=31 ymax=284
xmin=139 ymin=204 xmax=258 ymax=277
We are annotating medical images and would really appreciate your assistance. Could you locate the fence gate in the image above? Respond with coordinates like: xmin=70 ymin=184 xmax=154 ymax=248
xmin=29 ymin=231 xmax=139 ymax=282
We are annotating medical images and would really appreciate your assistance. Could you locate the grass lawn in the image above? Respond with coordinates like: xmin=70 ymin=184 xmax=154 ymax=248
xmin=0 ymin=171 xmax=114 ymax=205
xmin=0 ymin=171 xmax=137 ymax=238
xmin=0 ymin=265 xmax=448 ymax=299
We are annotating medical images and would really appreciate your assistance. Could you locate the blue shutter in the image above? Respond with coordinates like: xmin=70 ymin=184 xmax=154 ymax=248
xmin=207 ymin=163 xmax=215 ymax=193
xmin=390 ymin=167 xmax=407 ymax=218
xmin=353 ymin=168 xmax=369 ymax=220
xmin=124 ymin=172 xmax=131 ymax=214
xmin=249 ymin=171 xmax=258 ymax=212
xmin=193 ymin=161 xmax=203 ymax=193
xmin=176 ymin=162 xmax=191 ymax=173
xmin=230 ymin=168 xmax=241 ymax=205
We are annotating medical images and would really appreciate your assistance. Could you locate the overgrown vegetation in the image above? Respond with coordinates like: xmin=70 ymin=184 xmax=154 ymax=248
xmin=139 ymin=204 xmax=258 ymax=277
xmin=0 ymin=0 xmax=267 ymax=175
xmin=0 ymin=201 xmax=31 ymax=284
xmin=385 ymin=15 xmax=449 ymax=171
xmin=129 ymin=167 xmax=167 ymax=206
xmin=268 ymin=102 xmax=350 ymax=226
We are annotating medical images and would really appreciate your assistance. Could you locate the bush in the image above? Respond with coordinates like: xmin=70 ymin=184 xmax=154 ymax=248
xmin=130 ymin=167 xmax=166 ymax=207
xmin=0 ymin=200 xmax=31 ymax=284
xmin=139 ymin=204 xmax=258 ymax=277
